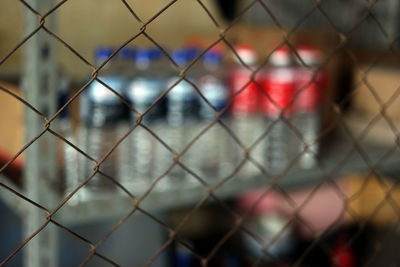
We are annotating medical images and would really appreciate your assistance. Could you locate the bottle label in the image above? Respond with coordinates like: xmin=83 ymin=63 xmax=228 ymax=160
xmin=167 ymin=77 xmax=199 ymax=125
xmin=261 ymin=68 xmax=295 ymax=117
xmin=199 ymin=75 xmax=228 ymax=120
xmin=81 ymin=77 xmax=127 ymax=127
xmin=229 ymin=69 xmax=260 ymax=115
xmin=295 ymin=68 xmax=328 ymax=111
xmin=127 ymin=78 xmax=165 ymax=123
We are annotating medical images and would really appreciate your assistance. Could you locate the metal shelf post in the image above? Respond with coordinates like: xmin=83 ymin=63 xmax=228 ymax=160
xmin=22 ymin=0 xmax=59 ymax=266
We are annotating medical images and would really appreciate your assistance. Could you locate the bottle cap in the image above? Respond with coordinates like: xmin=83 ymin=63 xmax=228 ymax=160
xmin=135 ymin=48 xmax=152 ymax=64
xmin=296 ymin=45 xmax=324 ymax=66
xmin=120 ymin=47 xmax=135 ymax=60
xmin=95 ymin=46 xmax=113 ymax=62
xmin=234 ymin=44 xmax=257 ymax=66
xmin=171 ymin=49 xmax=189 ymax=66
xmin=148 ymin=48 xmax=163 ymax=61
xmin=185 ymin=46 xmax=200 ymax=62
xmin=269 ymin=44 xmax=292 ymax=66
xmin=203 ymin=49 xmax=222 ymax=65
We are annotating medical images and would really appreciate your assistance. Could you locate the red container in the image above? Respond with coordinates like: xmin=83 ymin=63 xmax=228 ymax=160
xmin=295 ymin=45 xmax=328 ymax=112
xmin=229 ymin=44 xmax=260 ymax=115
xmin=261 ymin=45 xmax=296 ymax=117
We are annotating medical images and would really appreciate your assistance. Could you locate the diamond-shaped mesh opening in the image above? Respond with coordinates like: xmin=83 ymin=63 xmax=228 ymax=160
xmin=0 ymin=0 xmax=400 ymax=266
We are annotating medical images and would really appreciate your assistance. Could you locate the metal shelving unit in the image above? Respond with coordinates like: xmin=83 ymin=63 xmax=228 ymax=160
xmin=19 ymin=0 xmax=59 ymax=266
xmin=4 ymin=129 xmax=399 ymax=225
xmin=55 ymin=131 xmax=400 ymax=224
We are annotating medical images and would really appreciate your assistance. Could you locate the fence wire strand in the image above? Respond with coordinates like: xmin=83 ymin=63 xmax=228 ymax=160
xmin=0 ymin=0 xmax=399 ymax=266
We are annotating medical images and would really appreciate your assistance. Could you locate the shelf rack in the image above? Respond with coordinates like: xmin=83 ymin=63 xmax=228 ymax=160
xmin=55 ymin=131 xmax=400 ymax=225
xmin=3 ymin=129 xmax=399 ymax=226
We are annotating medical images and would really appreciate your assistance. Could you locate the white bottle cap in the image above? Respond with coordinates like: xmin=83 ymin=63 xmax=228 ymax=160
xmin=234 ymin=44 xmax=257 ymax=66
xmin=269 ymin=45 xmax=291 ymax=67
xmin=296 ymin=45 xmax=324 ymax=66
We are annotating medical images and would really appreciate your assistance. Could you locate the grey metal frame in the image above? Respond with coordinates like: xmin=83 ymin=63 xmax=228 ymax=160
xmin=22 ymin=0 xmax=58 ymax=266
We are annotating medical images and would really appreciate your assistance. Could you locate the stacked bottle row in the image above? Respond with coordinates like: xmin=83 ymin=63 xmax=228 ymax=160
xmin=230 ymin=44 xmax=328 ymax=179
xmin=63 ymin=44 xmax=328 ymax=200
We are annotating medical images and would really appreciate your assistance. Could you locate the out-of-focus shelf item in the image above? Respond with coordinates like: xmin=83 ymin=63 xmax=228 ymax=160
xmin=56 ymin=125 xmax=400 ymax=224
xmin=1 ymin=115 xmax=399 ymax=224
xmin=241 ymin=0 xmax=400 ymax=49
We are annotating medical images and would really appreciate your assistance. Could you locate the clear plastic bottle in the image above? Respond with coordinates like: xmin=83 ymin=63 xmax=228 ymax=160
xmin=193 ymin=48 xmax=230 ymax=186
xmin=77 ymin=47 xmax=128 ymax=200
xmin=116 ymin=46 xmax=136 ymax=192
xmin=157 ymin=48 xmax=200 ymax=192
xmin=229 ymin=44 xmax=262 ymax=179
xmin=294 ymin=45 xmax=327 ymax=169
xmin=261 ymin=45 xmax=296 ymax=176
xmin=124 ymin=47 xmax=166 ymax=194
xmin=56 ymin=74 xmax=79 ymax=198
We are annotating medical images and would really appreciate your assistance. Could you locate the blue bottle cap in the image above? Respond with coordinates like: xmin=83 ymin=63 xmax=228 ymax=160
xmin=185 ymin=46 xmax=200 ymax=61
xmin=120 ymin=47 xmax=135 ymax=60
xmin=171 ymin=49 xmax=189 ymax=66
xmin=95 ymin=46 xmax=113 ymax=62
xmin=148 ymin=48 xmax=163 ymax=61
xmin=135 ymin=48 xmax=152 ymax=64
xmin=204 ymin=50 xmax=222 ymax=64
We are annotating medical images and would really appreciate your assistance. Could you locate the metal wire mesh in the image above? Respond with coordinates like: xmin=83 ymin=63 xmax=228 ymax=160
xmin=0 ymin=0 xmax=400 ymax=266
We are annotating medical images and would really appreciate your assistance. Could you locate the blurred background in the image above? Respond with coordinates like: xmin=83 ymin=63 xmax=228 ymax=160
xmin=0 ymin=0 xmax=400 ymax=266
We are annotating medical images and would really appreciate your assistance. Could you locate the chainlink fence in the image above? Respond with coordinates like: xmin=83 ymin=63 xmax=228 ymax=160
xmin=0 ymin=0 xmax=400 ymax=266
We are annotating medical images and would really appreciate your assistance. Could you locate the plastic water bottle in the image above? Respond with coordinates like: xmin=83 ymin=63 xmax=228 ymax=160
xmin=124 ymin=48 xmax=166 ymax=194
xmin=56 ymin=74 xmax=79 ymax=197
xmin=229 ymin=44 xmax=262 ymax=178
xmin=78 ymin=47 xmax=128 ymax=199
xmin=157 ymin=48 xmax=200 ymax=191
xmin=261 ymin=45 xmax=296 ymax=176
xmin=294 ymin=45 xmax=327 ymax=169
xmin=193 ymin=48 xmax=230 ymax=185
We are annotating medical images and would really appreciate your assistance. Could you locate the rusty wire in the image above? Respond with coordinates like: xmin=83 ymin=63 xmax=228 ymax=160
xmin=0 ymin=0 xmax=399 ymax=266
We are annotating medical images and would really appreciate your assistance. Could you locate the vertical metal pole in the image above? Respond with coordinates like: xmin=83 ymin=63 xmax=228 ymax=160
xmin=22 ymin=0 xmax=58 ymax=266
